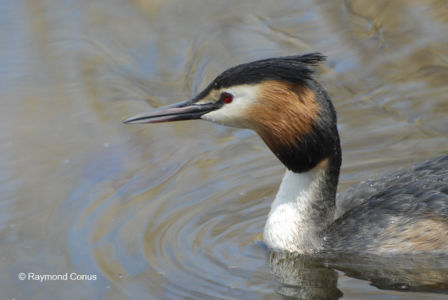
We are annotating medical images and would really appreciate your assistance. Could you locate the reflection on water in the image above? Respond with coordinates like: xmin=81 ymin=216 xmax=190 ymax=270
xmin=270 ymin=252 xmax=342 ymax=299
xmin=271 ymin=252 xmax=448 ymax=299
xmin=1 ymin=0 xmax=448 ymax=299
xmin=327 ymin=253 xmax=448 ymax=293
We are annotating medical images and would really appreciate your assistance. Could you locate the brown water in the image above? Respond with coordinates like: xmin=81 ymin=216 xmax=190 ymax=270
xmin=2 ymin=0 xmax=448 ymax=299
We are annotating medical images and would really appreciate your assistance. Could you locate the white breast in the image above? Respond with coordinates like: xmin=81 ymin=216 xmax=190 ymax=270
xmin=263 ymin=167 xmax=326 ymax=253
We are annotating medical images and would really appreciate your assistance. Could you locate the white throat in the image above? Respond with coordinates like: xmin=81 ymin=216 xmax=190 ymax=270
xmin=263 ymin=164 xmax=330 ymax=253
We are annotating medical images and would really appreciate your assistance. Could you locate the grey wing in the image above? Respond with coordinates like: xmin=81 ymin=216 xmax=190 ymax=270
xmin=335 ymin=155 xmax=448 ymax=218
xmin=327 ymin=155 xmax=448 ymax=253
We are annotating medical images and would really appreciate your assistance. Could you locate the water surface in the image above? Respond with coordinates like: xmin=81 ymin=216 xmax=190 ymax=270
xmin=2 ymin=0 xmax=448 ymax=299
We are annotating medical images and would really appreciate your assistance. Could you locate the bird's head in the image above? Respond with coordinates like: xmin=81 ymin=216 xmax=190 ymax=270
xmin=124 ymin=53 xmax=341 ymax=174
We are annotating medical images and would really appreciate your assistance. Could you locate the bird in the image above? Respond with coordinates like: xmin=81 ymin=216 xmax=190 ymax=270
xmin=124 ymin=53 xmax=448 ymax=255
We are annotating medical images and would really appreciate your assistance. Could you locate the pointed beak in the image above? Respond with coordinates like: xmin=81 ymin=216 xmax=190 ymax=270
xmin=123 ymin=99 xmax=220 ymax=124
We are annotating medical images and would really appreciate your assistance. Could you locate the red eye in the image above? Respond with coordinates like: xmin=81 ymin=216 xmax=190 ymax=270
xmin=221 ymin=92 xmax=233 ymax=104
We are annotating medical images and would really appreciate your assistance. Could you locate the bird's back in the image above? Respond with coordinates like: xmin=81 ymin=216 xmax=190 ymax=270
xmin=326 ymin=155 xmax=448 ymax=254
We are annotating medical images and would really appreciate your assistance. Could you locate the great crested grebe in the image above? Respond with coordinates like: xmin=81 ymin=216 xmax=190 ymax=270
xmin=124 ymin=53 xmax=448 ymax=254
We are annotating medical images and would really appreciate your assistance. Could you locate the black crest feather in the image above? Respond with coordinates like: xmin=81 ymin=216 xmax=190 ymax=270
xmin=213 ymin=53 xmax=326 ymax=88
xmin=194 ymin=53 xmax=326 ymax=100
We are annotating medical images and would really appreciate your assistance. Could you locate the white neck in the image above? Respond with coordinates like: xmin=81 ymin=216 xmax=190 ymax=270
xmin=263 ymin=163 xmax=333 ymax=253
